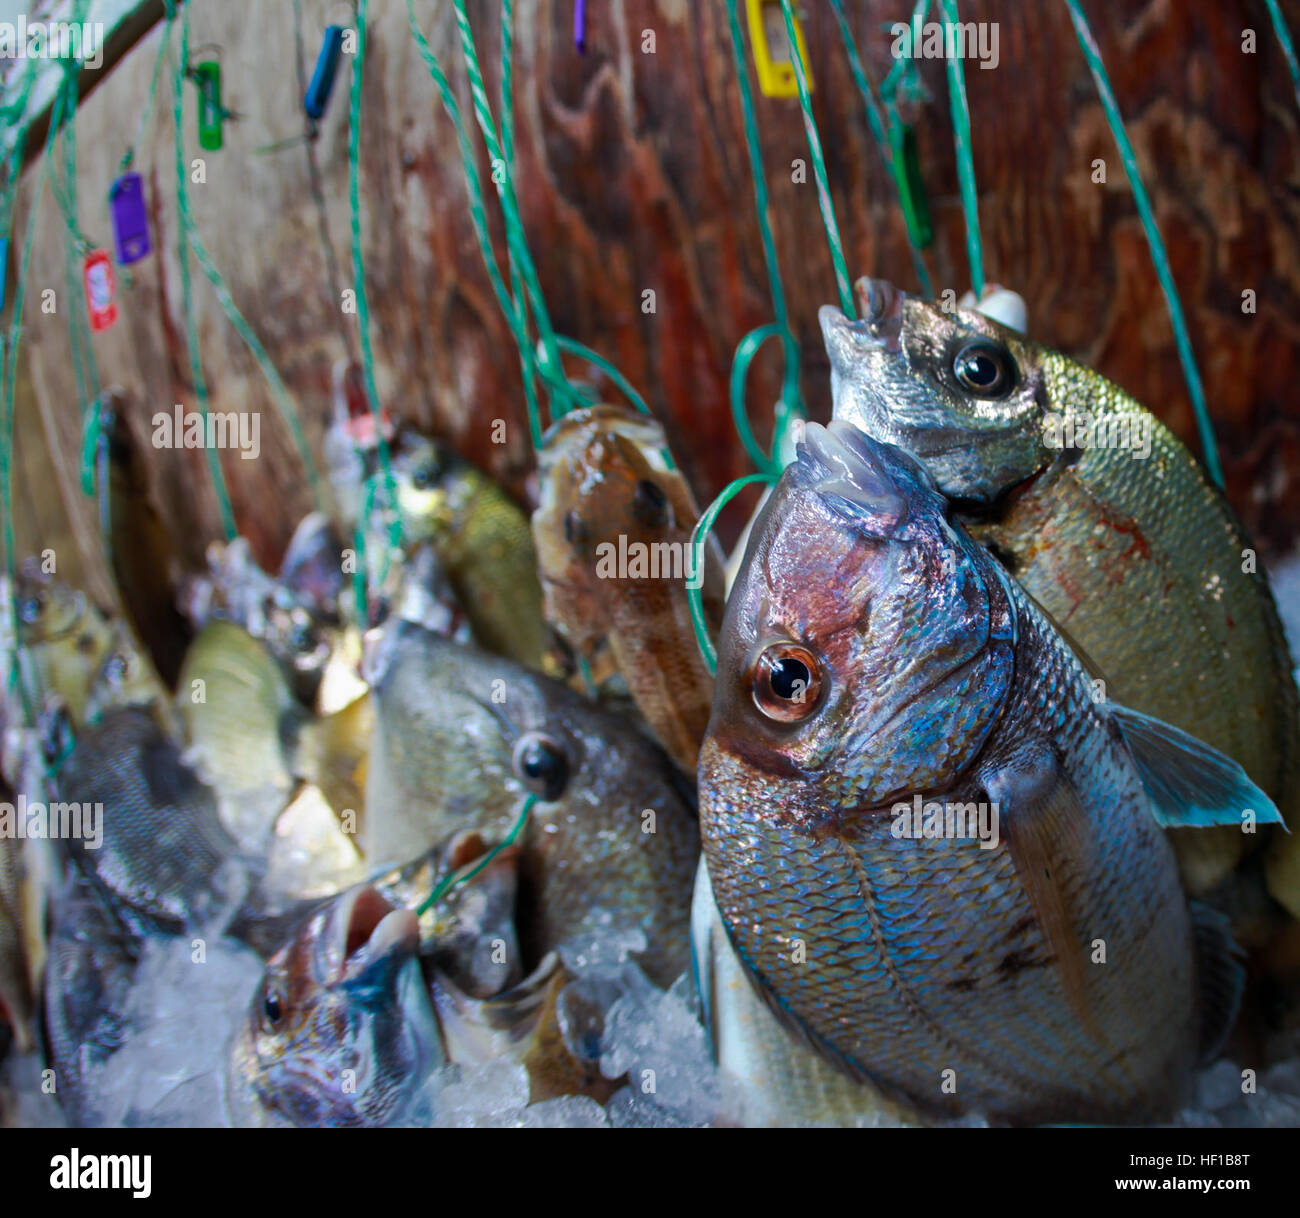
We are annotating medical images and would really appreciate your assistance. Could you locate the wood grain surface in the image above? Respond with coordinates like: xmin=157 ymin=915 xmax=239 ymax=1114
xmin=6 ymin=0 xmax=1300 ymax=609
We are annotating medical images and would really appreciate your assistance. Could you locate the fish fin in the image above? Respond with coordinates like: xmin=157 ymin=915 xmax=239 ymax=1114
xmin=294 ymin=693 xmax=372 ymax=836
xmin=1110 ymin=704 xmax=1286 ymax=832
xmin=984 ymin=754 xmax=1097 ymax=1034
xmin=1189 ymin=901 xmax=1244 ymax=1064
xmin=689 ymin=856 xmax=718 ymax=1062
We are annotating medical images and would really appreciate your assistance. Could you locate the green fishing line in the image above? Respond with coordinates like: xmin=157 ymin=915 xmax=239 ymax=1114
xmin=170 ymin=0 xmax=238 ymax=540
xmin=939 ymin=0 xmax=984 ymax=299
xmin=723 ymin=2 xmax=803 ymax=475
xmin=498 ymin=0 xmax=544 ymax=451
xmin=777 ymin=0 xmax=854 ymax=318
xmin=2 ymin=75 xmax=71 ymax=733
xmin=1265 ymin=0 xmax=1300 ymax=118
xmin=1065 ymin=0 xmax=1224 ymax=489
xmin=406 ymin=0 xmax=556 ymax=445
xmin=349 ymin=0 xmax=403 ymax=568
xmin=417 ymin=793 xmax=536 ymax=915
xmin=827 ymin=0 xmax=932 ymax=296
xmin=687 ymin=471 xmax=777 ymax=672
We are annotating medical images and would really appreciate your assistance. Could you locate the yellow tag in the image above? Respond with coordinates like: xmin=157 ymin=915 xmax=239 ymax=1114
xmin=746 ymin=0 xmax=813 ymax=99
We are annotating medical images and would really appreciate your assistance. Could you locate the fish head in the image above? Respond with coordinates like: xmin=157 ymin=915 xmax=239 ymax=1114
xmin=706 ymin=421 xmax=1016 ymax=820
xmin=278 ymin=511 xmax=347 ymax=617
xmin=819 ymin=277 xmax=1052 ymax=504
xmin=233 ymin=885 xmax=441 ymax=1127
xmin=534 ymin=405 xmax=686 ymax=647
xmin=393 ymin=438 xmax=467 ymax=546
xmin=264 ymin=603 xmax=335 ymax=704
xmin=13 ymin=563 xmax=89 ymax=646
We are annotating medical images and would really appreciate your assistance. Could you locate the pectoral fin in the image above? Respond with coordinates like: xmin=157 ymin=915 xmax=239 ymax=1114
xmin=984 ymin=753 xmax=1096 ymax=1033
xmin=1111 ymin=704 xmax=1285 ymax=832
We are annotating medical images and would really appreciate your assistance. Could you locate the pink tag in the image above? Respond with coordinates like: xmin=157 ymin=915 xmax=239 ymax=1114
xmin=83 ymin=249 xmax=118 ymax=332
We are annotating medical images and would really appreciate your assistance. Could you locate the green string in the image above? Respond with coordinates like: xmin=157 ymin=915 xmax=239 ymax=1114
xmin=159 ymin=5 xmax=328 ymax=522
xmin=827 ymin=0 xmax=932 ymax=296
xmin=938 ymin=0 xmax=984 ymax=299
xmin=449 ymin=0 xmax=587 ymax=423
xmin=349 ymin=0 xmax=404 ymax=613
xmin=686 ymin=471 xmax=777 ymax=673
xmin=120 ymin=15 xmax=173 ymax=175
xmin=777 ymin=0 xmax=853 ymax=318
xmin=723 ymin=2 xmax=803 ymax=475
xmin=416 ymin=793 xmax=536 ymax=916
xmin=728 ymin=324 xmax=788 ymax=475
xmin=3 ymin=79 xmax=71 ymax=733
xmin=406 ymin=0 xmax=553 ymax=442
xmin=407 ymin=0 xmax=646 ymax=449
xmin=170 ymin=1 xmax=238 ymax=540
xmin=498 ymin=0 xmax=544 ymax=451
xmin=1265 ymin=0 xmax=1300 ymax=117
xmin=1064 ymin=0 xmax=1223 ymax=490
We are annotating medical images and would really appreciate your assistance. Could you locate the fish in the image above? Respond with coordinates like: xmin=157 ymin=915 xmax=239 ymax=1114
xmin=0 ymin=780 xmax=35 ymax=1056
xmin=820 ymin=278 xmax=1300 ymax=898
xmin=363 ymin=619 xmax=699 ymax=988
xmin=392 ymin=436 xmax=551 ymax=672
xmin=228 ymin=884 xmax=444 ymax=1128
xmin=278 ymin=511 xmax=348 ymax=623
xmin=53 ymin=707 xmax=242 ymax=931
xmin=176 ymin=621 xmax=372 ymax=885
xmin=182 ymin=535 xmax=347 ymax=711
xmin=10 ymin=564 xmax=170 ymax=733
xmin=230 ymin=836 xmax=613 ymax=1126
xmin=691 ymin=858 xmax=918 ymax=1128
xmin=533 ymin=404 xmax=726 ymax=771
xmin=699 ymin=421 xmax=1279 ymax=1125
xmin=41 ymin=864 xmax=143 ymax=1126
xmin=176 ymin=621 xmax=301 ymax=850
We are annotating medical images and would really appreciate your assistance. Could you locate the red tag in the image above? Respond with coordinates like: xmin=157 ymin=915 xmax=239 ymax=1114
xmin=83 ymin=249 xmax=118 ymax=332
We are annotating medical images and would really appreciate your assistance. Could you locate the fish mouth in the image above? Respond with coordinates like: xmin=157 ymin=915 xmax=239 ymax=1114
xmin=794 ymin=421 xmax=910 ymax=532
xmin=818 ymin=277 xmax=906 ymax=369
xmin=332 ymin=887 xmax=419 ymax=980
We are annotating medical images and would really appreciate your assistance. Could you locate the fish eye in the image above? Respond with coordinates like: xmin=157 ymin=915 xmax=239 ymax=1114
xmin=104 ymin=653 xmax=129 ymax=684
xmin=263 ymin=987 xmax=283 ymax=1027
xmin=19 ymin=595 xmax=43 ymax=623
xmin=511 ymin=731 xmax=570 ymax=800
xmin=563 ymin=510 xmax=587 ymax=547
xmin=751 ymin=643 xmax=823 ymax=722
xmin=952 ymin=341 xmax=1015 ymax=398
xmin=632 ymin=479 xmax=670 ymax=528
xmin=412 ymin=462 xmax=437 ymax=490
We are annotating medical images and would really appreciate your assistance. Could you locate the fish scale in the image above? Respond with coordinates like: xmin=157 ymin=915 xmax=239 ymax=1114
xmin=820 ymin=284 xmax=1299 ymax=903
xmin=697 ymin=422 xmax=1243 ymax=1125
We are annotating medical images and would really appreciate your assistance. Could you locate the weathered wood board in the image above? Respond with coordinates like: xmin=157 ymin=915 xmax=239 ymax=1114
xmin=7 ymin=0 xmax=1300 ymax=609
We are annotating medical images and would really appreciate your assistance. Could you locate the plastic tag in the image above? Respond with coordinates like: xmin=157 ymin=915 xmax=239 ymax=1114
xmin=109 ymin=172 xmax=151 ymax=264
xmin=305 ymin=26 xmax=346 ymax=122
xmin=194 ymin=61 xmax=223 ymax=151
xmin=84 ymin=249 xmax=119 ymax=332
xmin=746 ymin=0 xmax=812 ymax=99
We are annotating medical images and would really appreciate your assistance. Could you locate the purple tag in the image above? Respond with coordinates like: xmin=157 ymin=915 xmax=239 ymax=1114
xmin=109 ymin=173 xmax=150 ymax=264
